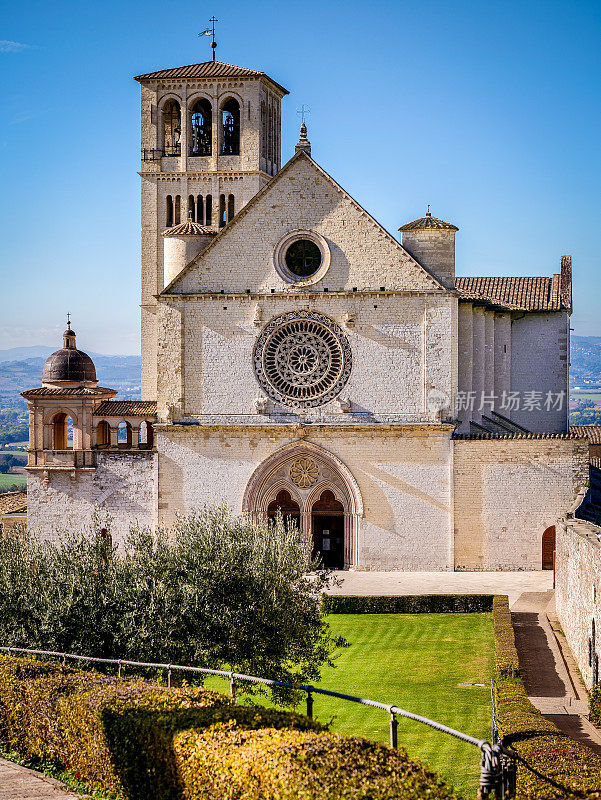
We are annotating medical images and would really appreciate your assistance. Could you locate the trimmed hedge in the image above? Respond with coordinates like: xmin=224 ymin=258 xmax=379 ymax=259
xmin=590 ymin=686 xmax=601 ymax=727
xmin=0 ymin=654 xmax=458 ymax=800
xmin=493 ymin=595 xmax=601 ymax=799
xmin=323 ymin=593 xmax=494 ymax=614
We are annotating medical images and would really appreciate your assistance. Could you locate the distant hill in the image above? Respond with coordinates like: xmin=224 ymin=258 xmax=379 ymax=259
xmin=570 ymin=336 xmax=601 ymax=386
xmin=0 ymin=354 xmax=142 ymax=410
xmin=0 ymin=346 xmax=56 ymax=363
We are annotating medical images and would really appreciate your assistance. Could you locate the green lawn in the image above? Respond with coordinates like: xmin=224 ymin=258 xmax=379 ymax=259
xmin=206 ymin=613 xmax=493 ymax=798
xmin=0 ymin=474 xmax=26 ymax=491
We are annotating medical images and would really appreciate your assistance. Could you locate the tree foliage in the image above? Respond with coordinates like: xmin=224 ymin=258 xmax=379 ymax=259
xmin=0 ymin=507 xmax=344 ymax=685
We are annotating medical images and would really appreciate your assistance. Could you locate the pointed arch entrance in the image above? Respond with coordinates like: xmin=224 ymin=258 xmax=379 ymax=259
xmin=243 ymin=441 xmax=363 ymax=569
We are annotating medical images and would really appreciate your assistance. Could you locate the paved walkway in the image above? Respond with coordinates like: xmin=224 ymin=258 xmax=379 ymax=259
xmin=511 ymin=591 xmax=601 ymax=756
xmin=327 ymin=570 xmax=554 ymax=607
xmin=0 ymin=759 xmax=82 ymax=799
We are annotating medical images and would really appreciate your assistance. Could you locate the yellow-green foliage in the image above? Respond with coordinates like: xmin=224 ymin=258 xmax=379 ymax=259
xmin=0 ymin=654 xmax=457 ymax=799
xmin=173 ymin=727 xmax=457 ymax=800
xmin=493 ymin=596 xmax=601 ymax=799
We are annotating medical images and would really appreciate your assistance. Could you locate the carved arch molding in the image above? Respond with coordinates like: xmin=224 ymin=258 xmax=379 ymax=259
xmin=242 ymin=441 xmax=363 ymax=569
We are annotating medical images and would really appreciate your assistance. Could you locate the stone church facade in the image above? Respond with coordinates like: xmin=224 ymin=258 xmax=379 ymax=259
xmin=22 ymin=58 xmax=590 ymax=570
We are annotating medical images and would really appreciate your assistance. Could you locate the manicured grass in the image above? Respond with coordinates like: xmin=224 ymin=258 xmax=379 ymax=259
xmin=0 ymin=473 xmax=26 ymax=490
xmin=208 ymin=613 xmax=493 ymax=798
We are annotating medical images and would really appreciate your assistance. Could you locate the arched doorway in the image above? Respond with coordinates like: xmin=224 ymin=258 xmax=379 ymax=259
xmin=267 ymin=489 xmax=300 ymax=530
xmin=542 ymin=525 xmax=556 ymax=570
xmin=311 ymin=489 xmax=344 ymax=569
xmin=242 ymin=441 xmax=363 ymax=569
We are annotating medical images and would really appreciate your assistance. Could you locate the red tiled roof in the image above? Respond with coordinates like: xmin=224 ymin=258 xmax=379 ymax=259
xmin=571 ymin=425 xmax=601 ymax=444
xmin=162 ymin=221 xmax=216 ymax=237
xmin=455 ymin=276 xmax=566 ymax=312
xmin=398 ymin=213 xmax=458 ymax=232
xmin=133 ymin=60 xmax=288 ymax=95
xmin=453 ymin=432 xmax=584 ymax=440
xmin=0 ymin=491 xmax=27 ymax=515
xmin=94 ymin=400 xmax=157 ymax=418
xmin=21 ymin=386 xmax=117 ymax=398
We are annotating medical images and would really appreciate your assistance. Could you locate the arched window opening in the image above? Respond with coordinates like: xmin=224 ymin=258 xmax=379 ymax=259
xmin=166 ymin=195 xmax=173 ymax=228
xmin=311 ymin=490 xmax=344 ymax=570
xmin=267 ymin=489 xmax=300 ymax=531
xmin=542 ymin=525 xmax=556 ymax=570
xmin=221 ymin=98 xmax=240 ymax=155
xmin=52 ymin=413 xmax=68 ymax=450
xmin=190 ymin=98 xmax=212 ymax=156
xmin=188 ymin=195 xmax=195 ymax=221
xmin=139 ymin=420 xmax=154 ymax=449
xmin=96 ymin=421 xmax=110 ymax=449
xmin=219 ymin=194 xmax=226 ymax=228
xmin=227 ymin=194 xmax=235 ymax=222
xmin=174 ymin=195 xmax=181 ymax=225
xmin=267 ymin=102 xmax=273 ymax=164
xmin=196 ymin=195 xmax=204 ymax=225
xmin=117 ymin=421 xmax=132 ymax=448
xmin=205 ymin=194 xmax=213 ymax=226
xmin=162 ymin=99 xmax=181 ymax=156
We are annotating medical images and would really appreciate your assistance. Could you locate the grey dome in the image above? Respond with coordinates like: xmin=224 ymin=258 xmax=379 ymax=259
xmin=42 ymin=326 xmax=97 ymax=384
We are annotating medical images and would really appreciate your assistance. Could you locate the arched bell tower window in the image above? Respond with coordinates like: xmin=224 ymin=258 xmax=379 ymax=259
xmin=190 ymin=98 xmax=212 ymax=156
xmin=221 ymin=98 xmax=240 ymax=155
xmin=162 ymin=99 xmax=181 ymax=156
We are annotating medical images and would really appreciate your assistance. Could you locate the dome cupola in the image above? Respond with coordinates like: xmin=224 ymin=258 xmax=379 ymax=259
xmin=162 ymin=212 xmax=217 ymax=287
xmin=41 ymin=318 xmax=97 ymax=387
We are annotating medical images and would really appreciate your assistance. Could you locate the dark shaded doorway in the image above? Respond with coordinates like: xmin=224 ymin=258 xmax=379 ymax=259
xmin=267 ymin=489 xmax=300 ymax=531
xmin=542 ymin=525 xmax=556 ymax=570
xmin=312 ymin=490 xmax=344 ymax=569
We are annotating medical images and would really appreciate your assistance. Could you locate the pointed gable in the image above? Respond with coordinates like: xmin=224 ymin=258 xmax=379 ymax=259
xmin=164 ymin=152 xmax=447 ymax=295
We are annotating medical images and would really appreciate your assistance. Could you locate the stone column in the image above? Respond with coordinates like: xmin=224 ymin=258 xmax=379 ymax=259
xmin=494 ymin=313 xmax=511 ymax=413
xmin=131 ymin=426 xmax=140 ymax=449
xmin=110 ymin=426 xmax=119 ymax=448
xmin=457 ymin=303 xmax=473 ymax=432
xmin=483 ymin=309 xmax=495 ymax=417
xmin=471 ymin=306 xmax=486 ymax=424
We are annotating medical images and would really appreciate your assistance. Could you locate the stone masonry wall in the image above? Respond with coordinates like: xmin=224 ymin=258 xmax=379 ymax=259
xmin=156 ymin=425 xmax=454 ymax=571
xmin=453 ymin=438 xmax=588 ymax=570
xmin=27 ymin=452 xmax=156 ymax=545
xmin=556 ymin=519 xmax=601 ymax=688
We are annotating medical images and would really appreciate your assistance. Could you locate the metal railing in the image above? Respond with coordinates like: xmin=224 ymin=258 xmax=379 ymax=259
xmin=1 ymin=646 xmax=516 ymax=798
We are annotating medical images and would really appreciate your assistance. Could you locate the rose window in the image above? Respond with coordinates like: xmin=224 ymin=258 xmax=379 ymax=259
xmin=253 ymin=311 xmax=352 ymax=408
xmin=290 ymin=457 xmax=320 ymax=488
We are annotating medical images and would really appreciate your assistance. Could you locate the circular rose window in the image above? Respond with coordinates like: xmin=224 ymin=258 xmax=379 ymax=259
xmin=253 ymin=311 xmax=352 ymax=408
xmin=272 ymin=230 xmax=330 ymax=286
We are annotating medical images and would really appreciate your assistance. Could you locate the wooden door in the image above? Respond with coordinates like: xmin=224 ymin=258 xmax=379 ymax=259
xmin=542 ymin=526 xmax=556 ymax=570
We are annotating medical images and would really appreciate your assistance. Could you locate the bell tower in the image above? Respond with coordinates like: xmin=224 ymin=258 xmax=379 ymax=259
xmin=134 ymin=59 xmax=289 ymax=399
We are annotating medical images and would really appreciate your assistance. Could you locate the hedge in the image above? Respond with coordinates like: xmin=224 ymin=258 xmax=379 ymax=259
xmin=0 ymin=654 xmax=458 ymax=800
xmin=590 ymin=686 xmax=601 ymax=727
xmin=323 ymin=594 xmax=494 ymax=614
xmin=493 ymin=595 xmax=601 ymax=799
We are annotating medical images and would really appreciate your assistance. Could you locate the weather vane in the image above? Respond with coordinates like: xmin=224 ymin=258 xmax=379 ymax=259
xmin=297 ymin=105 xmax=311 ymax=125
xmin=199 ymin=17 xmax=218 ymax=61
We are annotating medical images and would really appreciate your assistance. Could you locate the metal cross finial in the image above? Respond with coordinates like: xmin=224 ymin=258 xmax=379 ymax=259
xmin=67 ymin=312 xmax=71 ymax=327
xmin=297 ymin=105 xmax=311 ymax=125
xmin=427 ymin=204 xmax=431 ymax=215
xmin=209 ymin=16 xmax=218 ymax=61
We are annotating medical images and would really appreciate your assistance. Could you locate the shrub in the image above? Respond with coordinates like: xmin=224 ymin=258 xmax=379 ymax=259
xmin=590 ymin=686 xmax=601 ymax=726
xmin=0 ymin=506 xmax=345 ymax=686
xmin=323 ymin=594 xmax=494 ymax=614
xmin=0 ymin=654 xmax=457 ymax=800
xmin=493 ymin=596 xmax=601 ymax=799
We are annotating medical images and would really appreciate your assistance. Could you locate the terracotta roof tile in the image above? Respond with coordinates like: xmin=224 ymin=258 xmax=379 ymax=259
xmin=455 ymin=276 xmax=566 ymax=312
xmin=133 ymin=60 xmax=288 ymax=95
xmin=21 ymin=386 xmax=117 ymax=398
xmin=398 ymin=213 xmax=458 ymax=232
xmin=453 ymin=431 xmax=583 ymax=440
xmin=93 ymin=400 xmax=157 ymax=418
xmin=162 ymin=221 xmax=216 ymax=237
xmin=0 ymin=491 xmax=27 ymax=515
xmin=571 ymin=425 xmax=601 ymax=444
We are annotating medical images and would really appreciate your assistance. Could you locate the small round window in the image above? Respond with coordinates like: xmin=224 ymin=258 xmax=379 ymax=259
xmin=284 ymin=239 xmax=322 ymax=278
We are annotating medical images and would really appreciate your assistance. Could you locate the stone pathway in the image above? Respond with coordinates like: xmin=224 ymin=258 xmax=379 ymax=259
xmin=511 ymin=591 xmax=601 ymax=756
xmin=0 ymin=759 xmax=82 ymax=799
xmin=327 ymin=570 xmax=554 ymax=607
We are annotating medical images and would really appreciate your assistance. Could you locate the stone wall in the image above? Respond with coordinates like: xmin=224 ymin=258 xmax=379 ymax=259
xmin=156 ymin=425 xmax=454 ymax=571
xmin=555 ymin=518 xmax=601 ymax=688
xmin=26 ymin=451 xmax=156 ymax=544
xmin=453 ymin=437 xmax=588 ymax=570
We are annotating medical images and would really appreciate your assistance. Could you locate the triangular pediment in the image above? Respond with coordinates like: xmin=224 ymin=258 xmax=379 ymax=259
xmin=163 ymin=151 xmax=448 ymax=296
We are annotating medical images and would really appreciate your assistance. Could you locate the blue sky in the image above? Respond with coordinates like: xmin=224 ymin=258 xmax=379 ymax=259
xmin=1 ymin=0 xmax=600 ymax=354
